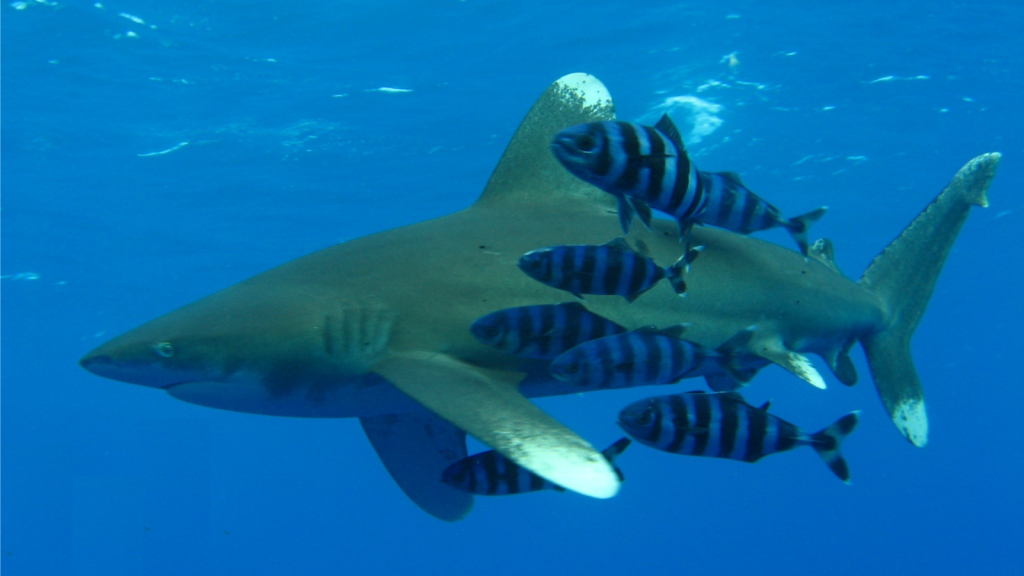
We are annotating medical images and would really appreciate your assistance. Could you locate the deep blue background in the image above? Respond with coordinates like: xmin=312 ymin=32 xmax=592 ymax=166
xmin=3 ymin=1 xmax=1022 ymax=574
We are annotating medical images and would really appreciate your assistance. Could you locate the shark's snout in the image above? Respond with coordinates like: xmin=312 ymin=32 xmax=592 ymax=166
xmin=79 ymin=342 xmax=187 ymax=388
xmin=79 ymin=353 xmax=113 ymax=369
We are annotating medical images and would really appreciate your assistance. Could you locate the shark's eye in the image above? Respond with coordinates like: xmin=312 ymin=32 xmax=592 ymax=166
xmin=575 ymin=134 xmax=597 ymax=152
xmin=155 ymin=342 xmax=175 ymax=358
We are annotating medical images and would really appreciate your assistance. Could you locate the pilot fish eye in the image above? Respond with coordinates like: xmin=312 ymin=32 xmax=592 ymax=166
xmin=635 ymin=408 xmax=654 ymax=426
xmin=479 ymin=325 xmax=501 ymax=338
xmin=563 ymin=362 xmax=581 ymax=374
xmin=575 ymin=134 xmax=596 ymax=152
xmin=155 ymin=342 xmax=174 ymax=358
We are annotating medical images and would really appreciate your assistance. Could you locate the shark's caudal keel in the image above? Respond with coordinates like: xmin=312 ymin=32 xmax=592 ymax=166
xmin=80 ymin=72 xmax=999 ymax=520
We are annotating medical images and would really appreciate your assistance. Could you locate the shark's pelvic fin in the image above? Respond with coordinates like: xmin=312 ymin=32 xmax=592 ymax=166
xmin=372 ymin=353 xmax=621 ymax=499
xmin=360 ymin=412 xmax=473 ymax=522
xmin=474 ymin=73 xmax=617 ymax=208
xmin=751 ymin=336 xmax=827 ymax=390
xmin=858 ymin=152 xmax=1001 ymax=447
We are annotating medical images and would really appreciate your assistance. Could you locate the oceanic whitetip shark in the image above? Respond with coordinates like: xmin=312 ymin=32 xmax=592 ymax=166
xmin=80 ymin=73 xmax=1000 ymax=521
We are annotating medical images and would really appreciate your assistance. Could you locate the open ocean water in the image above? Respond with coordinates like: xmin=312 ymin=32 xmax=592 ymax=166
xmin=3 ymin=1 xmax=1023 ymax=574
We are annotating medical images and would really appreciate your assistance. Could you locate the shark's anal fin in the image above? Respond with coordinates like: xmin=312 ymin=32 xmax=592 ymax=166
xmin=360 ymin=412 xmax=473 ymax=522
xmin=373 ymin=353 xmax=621 ymax=499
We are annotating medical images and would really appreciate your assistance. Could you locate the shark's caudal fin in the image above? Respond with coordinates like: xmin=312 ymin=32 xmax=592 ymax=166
xmin=858 ymin=153 xmax=1001 ymax=447
xmin=474 ymin=73 xmax=617 ymax=209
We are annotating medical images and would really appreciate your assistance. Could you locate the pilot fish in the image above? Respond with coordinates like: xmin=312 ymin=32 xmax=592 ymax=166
xmin=470 ymin=303 xmax=627 ymax=359
xmin=548 ymin=326 xmax=760 ymax=392
xmin=550 ymin=115 xmax=827 ymax=255
xmin=442 ymin=438 xmax=632 ymax=496
xmin=517 ymin=237 xmax=696 ymax=301
xmin=618 ymin=391 xmax=858 ymax=482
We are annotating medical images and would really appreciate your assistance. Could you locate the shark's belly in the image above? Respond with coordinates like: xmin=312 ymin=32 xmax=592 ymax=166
xmin=164 ymin=372 xmax=422 ymax=418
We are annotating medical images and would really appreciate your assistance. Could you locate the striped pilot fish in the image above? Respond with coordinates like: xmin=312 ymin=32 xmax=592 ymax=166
xmin=517 ymin=237 xmax=697 ymax=302
xmin=618 ymin=391 xmax=859 ymax=482
xmin=550 ymin=115 xmax=827 ymax=255
xmin=549 ymin=326 xmax=761 ymax=392
xmin=442 ymin=438 xmax=632 ymax=496
xmin=470 ymin=302 xmax=627 ymax=359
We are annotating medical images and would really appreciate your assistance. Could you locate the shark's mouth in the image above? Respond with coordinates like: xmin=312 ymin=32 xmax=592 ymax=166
xmin=78 ymin=354 xmax=191 ymax=389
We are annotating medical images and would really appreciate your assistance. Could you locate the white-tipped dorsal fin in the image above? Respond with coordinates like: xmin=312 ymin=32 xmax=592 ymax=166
xmin=475 ymin=73 xmax=616 ymax=208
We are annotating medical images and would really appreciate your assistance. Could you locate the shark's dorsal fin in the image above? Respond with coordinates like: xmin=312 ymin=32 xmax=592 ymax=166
xmin=475 ymin=73 xmax=617 ymax=208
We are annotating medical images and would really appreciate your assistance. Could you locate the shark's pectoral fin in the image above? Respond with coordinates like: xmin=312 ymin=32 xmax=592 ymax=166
xmin=373 ymin=353 xmax=621 ymax=499
xmin=360 ymin=412 xmax=473 ymax=522
xmin=752 ymin=338 xmax=827 ymax=389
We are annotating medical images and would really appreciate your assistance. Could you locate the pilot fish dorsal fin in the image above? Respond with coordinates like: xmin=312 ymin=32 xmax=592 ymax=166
xmin=602 ymin=236 xmax=637 ymax=253
xmin=654 ymin=114 xmax=685 ymax=151
xmin=719 ymin=171 xmax=745 ymax=186
xmin=632 ymin=324 xmax=689 ymax=339
xmin=474 ymin=73 xmax=616 ymax=208
xmin=711 ymin=391 xmax=746 ymax=403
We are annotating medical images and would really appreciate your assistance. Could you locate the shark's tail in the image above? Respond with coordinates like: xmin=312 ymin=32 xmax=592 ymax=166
xmin=857 ymin=153 xmax=1000 ymax=447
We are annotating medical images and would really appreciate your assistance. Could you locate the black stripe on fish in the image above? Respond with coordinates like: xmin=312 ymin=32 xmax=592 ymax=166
xmin=643 ymin=124 xmax=668 ymax=199
xmin=649 ymin=399 xmax=664 ymax=446
xmin=594 ymin=126 xmax=614 ymax=177
xmin=577 ymin=245 xmax=597 ymax=295
xmin=744 ymin=400 xmax=768 ymax=462
xmin=666 ymin=394 xmax=689 ymax=452
xmin=692 ymin=392 xmax=713 ymax=455
xmin=740 ymin=186 xmax=761 ymax=232
xmin=514 ymin=306 xmax=531 ymax=355
xmin=615 ymin=123 xmax=642 ymax=193
xmin=717 ymin=393 xmax=740 ymax=458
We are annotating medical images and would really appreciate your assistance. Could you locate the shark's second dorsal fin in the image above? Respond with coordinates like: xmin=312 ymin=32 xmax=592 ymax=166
xmin=808 ymin=238 xmax=842 ymax=275
xmin=475 ymin=73 xmax=617 ymax=208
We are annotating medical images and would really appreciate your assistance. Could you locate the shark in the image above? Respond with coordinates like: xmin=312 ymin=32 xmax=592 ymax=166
xmin=80 ymin=73 xmax=1000 ymax=521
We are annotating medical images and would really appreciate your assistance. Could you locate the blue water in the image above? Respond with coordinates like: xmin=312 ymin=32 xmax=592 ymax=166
xmin=4 ymin=1 xmax=1022 ymax=574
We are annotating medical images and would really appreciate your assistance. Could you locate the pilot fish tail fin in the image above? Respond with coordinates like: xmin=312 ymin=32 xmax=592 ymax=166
xmin=785 ymin=206 xmax=828 ymax=257
xmin=601 ymin=437 xmax=632 ymax=482
xmin=857 ymin=153 xmax=1001 ymax=447
xmin=809 ymin=411 xmax=859 ymax=483
xmin=665 ymin=246 xmax=703 ymax=295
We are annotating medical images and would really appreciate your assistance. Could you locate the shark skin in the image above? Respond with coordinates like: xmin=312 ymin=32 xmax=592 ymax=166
xmin=80 ymin=73 xmax=1000 ymax=520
